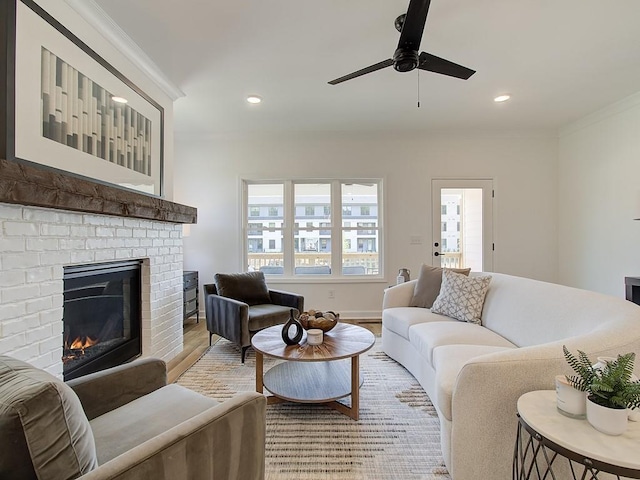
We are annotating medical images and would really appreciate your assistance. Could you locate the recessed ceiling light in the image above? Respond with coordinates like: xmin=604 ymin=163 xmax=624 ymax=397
xmin=494 ymin=94 xmax=511 ymax=103
xmin=246 ymin=95 xmax=262 ymax=104
xmin=111 ymin=96 xmax=128 ymax=104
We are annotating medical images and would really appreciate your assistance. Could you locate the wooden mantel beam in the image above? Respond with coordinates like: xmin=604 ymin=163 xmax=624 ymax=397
xmin=0 ymin=158 xmax=197 ymax=224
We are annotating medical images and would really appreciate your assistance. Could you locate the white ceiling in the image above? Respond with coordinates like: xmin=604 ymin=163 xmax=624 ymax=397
xmin=93 ymin=0 xmax=640 ymax=135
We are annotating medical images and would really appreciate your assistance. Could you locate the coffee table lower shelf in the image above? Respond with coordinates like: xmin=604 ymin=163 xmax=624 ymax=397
xmin=258 ymin=358 xmax=363 ymax=420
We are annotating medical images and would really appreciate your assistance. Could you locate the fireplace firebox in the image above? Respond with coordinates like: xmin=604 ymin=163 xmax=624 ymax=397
xmin=63 ymin=260 xmax=142 ymax=381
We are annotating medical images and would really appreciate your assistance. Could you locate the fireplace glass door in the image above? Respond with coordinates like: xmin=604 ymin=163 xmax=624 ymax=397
xmin=63 ymin=260 xmax=142 ymax=380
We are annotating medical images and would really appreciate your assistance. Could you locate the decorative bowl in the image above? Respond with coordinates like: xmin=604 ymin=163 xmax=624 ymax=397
xmin=297 ymin=310 xmax=339 ymax=332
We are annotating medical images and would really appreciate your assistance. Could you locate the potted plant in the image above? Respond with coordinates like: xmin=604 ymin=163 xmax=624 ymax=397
xmin=563 ymin=346 xmax=640 ymax=435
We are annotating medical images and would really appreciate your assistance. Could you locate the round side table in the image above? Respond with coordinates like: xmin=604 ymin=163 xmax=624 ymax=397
xmin=513 ymin=390 xmax=640 ymax=479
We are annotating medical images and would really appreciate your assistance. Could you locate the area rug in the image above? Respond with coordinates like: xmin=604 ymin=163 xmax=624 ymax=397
xmin=176 ymin=337 xmax=450 ymax=480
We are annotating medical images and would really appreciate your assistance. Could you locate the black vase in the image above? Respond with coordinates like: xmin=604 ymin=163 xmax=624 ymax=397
xmin=281 ymin=309 xmax=303 ymax=345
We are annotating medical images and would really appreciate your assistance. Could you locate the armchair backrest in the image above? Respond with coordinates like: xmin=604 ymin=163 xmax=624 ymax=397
xmin=214 ymin=271 xmax=272 ymax=305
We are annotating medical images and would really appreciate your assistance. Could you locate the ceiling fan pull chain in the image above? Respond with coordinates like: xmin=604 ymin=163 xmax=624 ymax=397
xmin=417 ymin=70 xmax=421 ymax=108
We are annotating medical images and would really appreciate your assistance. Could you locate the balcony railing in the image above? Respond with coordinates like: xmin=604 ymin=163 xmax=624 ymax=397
xmin=248 ymin=252 xmax=379 ymax=275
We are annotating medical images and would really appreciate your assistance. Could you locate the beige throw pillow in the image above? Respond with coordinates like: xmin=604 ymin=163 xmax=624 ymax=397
xmin=431 ymin=269 xmax=492 ymax=324
xmin=0 ymin=355 xmax=98 ymax=479
xmin=409 ymin=265 xmax=472 ymax=308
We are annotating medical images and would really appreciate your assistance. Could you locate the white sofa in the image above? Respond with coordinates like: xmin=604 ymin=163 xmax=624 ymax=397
xmin=382 ymin=272 xmax=640 ymax=480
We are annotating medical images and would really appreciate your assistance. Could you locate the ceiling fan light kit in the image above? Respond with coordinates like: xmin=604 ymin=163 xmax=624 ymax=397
xmin=328 ymin=0 xmax=475 ymax=85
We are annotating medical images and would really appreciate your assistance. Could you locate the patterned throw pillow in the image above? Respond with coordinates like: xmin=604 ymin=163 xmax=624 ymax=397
xmin=409 ymin=264 xmax=472 ymax=308
xmin=431 ymin=270 xmax=492 ymax=324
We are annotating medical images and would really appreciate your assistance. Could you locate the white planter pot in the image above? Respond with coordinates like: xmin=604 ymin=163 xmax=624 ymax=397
xmin=586 ymin=396 xmax=628 ymax=435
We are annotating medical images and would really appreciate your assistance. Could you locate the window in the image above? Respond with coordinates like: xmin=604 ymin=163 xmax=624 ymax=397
xmin=457 ymin=221 xmax=461 ymax=232
xmin=457 ymin=205 xmax=461 ymax=215
xmin=319 ymin=222 xmax=331 ymax=235
xmin=357 ymin=222 xmax=376 ymax=235
xmin=247 ymin=223 xmax=261 ymax=236
xmin=442 ymin=221 xmax=447 ymax=232
xmin=244 ymin=180 xmax=382 ymax=277
xmin=441 ymin=205 xmax=447 ymax=215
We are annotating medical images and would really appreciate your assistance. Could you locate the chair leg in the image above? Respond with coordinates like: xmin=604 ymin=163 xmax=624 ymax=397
xmin=241 ymin=346 xmax=250 ymax=363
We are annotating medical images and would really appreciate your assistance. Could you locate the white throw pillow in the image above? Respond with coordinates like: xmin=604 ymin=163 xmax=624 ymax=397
xmin=431 ymin=270 xmax=492 ymax=324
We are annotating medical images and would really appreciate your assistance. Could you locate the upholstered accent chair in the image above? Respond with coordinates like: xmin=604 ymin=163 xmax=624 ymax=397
xmin=0 ymin=355 xmax=266 ymax=480
xmin=205 ymin=271 xmax=304 ymax=362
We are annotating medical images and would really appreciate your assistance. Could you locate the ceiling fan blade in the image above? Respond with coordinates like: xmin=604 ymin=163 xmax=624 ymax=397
xmin=328 ymin=59 xmax=394 ymax=85
xmin=397 ymin=0 xmax=431 ymax=51
xmin=417 ymin=51 xmax=475 ymax=80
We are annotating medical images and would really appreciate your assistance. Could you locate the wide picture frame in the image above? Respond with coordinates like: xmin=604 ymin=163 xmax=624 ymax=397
xmin=3 ymin=0 xmax=164 ymax=197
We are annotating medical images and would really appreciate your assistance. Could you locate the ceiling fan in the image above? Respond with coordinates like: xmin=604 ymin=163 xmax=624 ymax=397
xmin=328 ymin=0 xmax=475 ymax=85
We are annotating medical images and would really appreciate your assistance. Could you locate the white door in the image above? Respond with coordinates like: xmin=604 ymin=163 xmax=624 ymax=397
xmin=431 ymin=179 xmax=493 ymax=272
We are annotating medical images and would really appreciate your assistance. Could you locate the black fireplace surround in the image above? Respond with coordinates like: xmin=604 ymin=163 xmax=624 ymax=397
xmin=63 ymin=260 xmax=142 ymax=381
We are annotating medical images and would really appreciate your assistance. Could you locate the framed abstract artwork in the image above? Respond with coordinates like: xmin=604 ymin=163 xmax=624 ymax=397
xmin=3 ymin=0 xmax=164 ymax=197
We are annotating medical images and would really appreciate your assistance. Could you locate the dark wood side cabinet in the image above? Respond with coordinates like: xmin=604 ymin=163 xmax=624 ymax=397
xmin=183 ymin=271 xmax=199 ymax=323
xmin=625 ymin=277 xmax=640 ymax=306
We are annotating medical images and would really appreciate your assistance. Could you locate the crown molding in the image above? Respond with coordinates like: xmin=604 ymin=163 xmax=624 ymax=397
xmin=559 ymin=91 xmax=640 ymax=138
xmin=63 ymin=0 xmax=185 ymax=101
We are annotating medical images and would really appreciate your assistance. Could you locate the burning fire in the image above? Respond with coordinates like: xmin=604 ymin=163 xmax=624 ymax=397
xmin=65 ymin=336 xmax=98 ymax=353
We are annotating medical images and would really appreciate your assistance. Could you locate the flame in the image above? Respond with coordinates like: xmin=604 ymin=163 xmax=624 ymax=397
xmin=65 ymin=336 xmax=98 ymax=353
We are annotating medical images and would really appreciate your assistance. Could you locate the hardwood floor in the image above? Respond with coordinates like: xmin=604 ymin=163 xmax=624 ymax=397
xmin=166 ymin=315 xmax=382 ymax=383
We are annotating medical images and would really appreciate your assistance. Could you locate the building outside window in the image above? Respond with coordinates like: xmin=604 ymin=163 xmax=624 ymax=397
xmin=244 ymin=180 xmax=382 ymax=276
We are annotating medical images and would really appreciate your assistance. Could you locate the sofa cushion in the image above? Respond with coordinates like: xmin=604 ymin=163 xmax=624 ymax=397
xmin=408 ymin=321 xmax=516 ymax=365
xmin=248 ymin=304 xmax=296 ymax=332
xmin=215 ymin=271 xmax=271 ymax=306
xmin=90 ymin=384 xmax=218 ymax=464
xmin=409 ymin=265 xmax=471 ymax=308
xmin=432 ymin=345 xmax=516 ymax=420
xmin=383 ymin=307 xmax=456 ymax=340
xmin=431 ymin=270 xmax=492 ymax=324
xmin=0 ymin=355 xmax=98 ymax=479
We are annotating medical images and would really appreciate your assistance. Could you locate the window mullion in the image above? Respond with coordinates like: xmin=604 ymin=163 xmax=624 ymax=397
xmin=331 ymin=181 xmax=342 ymax=276
xmin=283 ymin=180 xmax=294 ymax=275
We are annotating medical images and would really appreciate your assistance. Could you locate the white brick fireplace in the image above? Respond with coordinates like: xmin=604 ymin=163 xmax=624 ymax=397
xmin=0 ymin=202 xmax=184 ymax=377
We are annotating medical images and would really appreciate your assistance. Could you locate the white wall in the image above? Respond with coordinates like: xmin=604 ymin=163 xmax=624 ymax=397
xmin=174 ymin=131 xmax=558 ymax=318
xmin=558 ymin=93 xmax=640 ymax=297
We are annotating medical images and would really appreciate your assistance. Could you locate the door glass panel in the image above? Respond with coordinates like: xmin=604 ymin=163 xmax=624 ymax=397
xmin=439 ymin=188 xmax=483 ymax=271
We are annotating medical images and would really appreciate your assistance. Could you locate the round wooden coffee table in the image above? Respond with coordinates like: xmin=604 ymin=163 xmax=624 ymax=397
xmin=251 ymin=322 xmax=375 ymax=420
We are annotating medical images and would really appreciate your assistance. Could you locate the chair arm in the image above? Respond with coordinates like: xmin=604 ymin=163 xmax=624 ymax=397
xmin=269 ymin=289 xmax=304 ymax=313
xmin=66 ymin=357 xmax=167 ymax=420
xmin=205 ymin=293 xmax=249 ymax=345
xmin=79 ymin=392 xmax=266 ymax=480
xmin=382 ymin=280 xmax=417 ymax=309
